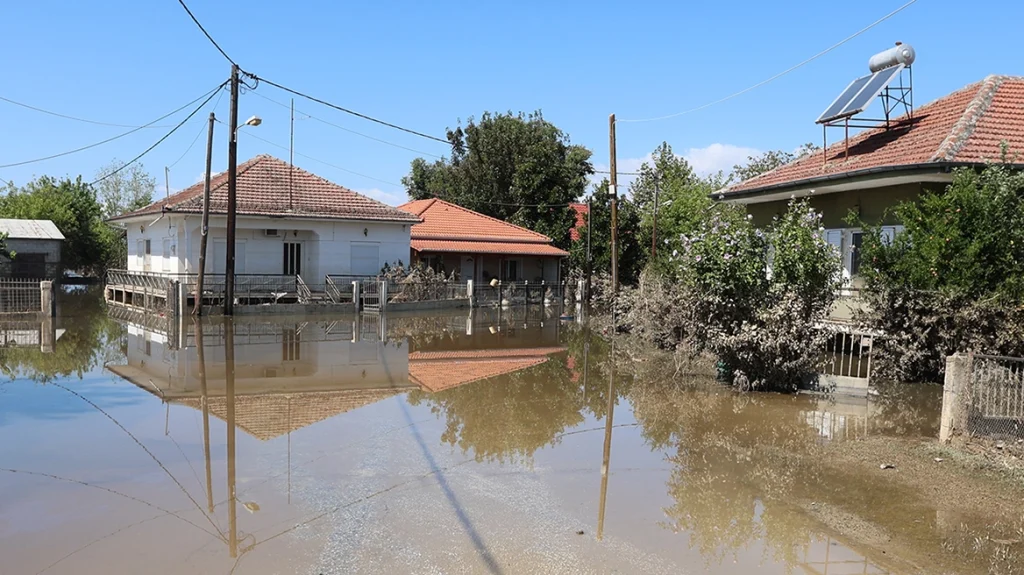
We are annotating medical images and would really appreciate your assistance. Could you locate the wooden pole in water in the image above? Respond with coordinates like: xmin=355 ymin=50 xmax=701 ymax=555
xmin=225 ymin=319 xmax=238 ymax=558
xmin=597 ymin=341 xmax=615 ymax=541
xmin=195 ymin=112 xmax=216 ymax=316
xmin=195 ymin=318 xmax=214 ymax=513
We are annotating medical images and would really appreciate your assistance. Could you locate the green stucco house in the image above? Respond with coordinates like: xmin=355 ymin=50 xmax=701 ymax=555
xmin=719 ymin=74 xmax=1024 ymax=291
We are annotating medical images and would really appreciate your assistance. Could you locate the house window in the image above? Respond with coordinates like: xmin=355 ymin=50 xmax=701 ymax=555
xmin=850 ymin=231 xmax=864 ymax=275
xmin=423 ymin=254 xmax=442 ymax=272
xmin=503 ymin=259 xmax=521 ymax=281
xmin=144 ymin=239 xmax=152 ymax=271
xmin=282 ymin=327 xmax=300 ymax=362
xmin=137 ymin=240 xmax=145 ymax=268
xmin=283 ymin=242 xmax=302 ymax=275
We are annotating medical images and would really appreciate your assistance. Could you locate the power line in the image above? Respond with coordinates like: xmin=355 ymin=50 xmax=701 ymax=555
xmin=619 ymin=0 xmax=919 ymax=123
xmin=0 ymin=95 xmax=172 ymax=129
xmin=0 ymin=84 xmax=224 ymax=169
xmin=249 ymin=74 xmax=451 ymax=144
xmin=92 ymin=82 xmax=228 ymax=186
xmin=175 ymin=0 xmax=236 ymax=65
xmin=233 ymin=128 xmax=402 ymax=188
xmin=169 ymin=86 xmax=226 ymax=169
xmin=248 ymin=90 xmax=444 ymax=159
xmin=594 ymin=170 xmax=639 ymax=176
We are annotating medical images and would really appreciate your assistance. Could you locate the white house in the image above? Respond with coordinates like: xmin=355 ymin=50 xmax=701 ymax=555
xmin=108 ymin=155 xmax=420 ymax=280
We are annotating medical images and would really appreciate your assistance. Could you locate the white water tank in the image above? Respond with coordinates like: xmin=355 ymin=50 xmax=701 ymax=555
xmin=869 ymin=42 xmax=915 ymax=72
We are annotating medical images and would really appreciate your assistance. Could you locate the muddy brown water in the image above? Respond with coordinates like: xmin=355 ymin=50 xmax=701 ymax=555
xmin=1 ymin=289 xmax=1021 ymax=574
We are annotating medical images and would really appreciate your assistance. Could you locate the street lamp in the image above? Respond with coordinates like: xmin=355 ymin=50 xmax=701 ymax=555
xmin=240 ymin=115 xmax=261 ymax=129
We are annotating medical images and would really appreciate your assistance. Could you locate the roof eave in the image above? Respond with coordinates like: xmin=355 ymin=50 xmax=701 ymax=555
xmin=713 ymin=162 xmax=999 ymax=202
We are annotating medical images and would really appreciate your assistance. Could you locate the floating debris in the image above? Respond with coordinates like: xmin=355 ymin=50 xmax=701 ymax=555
xmin=242 ymin=501 xmax=260 ymax=513
xmin=879 ymin=464 xmax=896 ymax=470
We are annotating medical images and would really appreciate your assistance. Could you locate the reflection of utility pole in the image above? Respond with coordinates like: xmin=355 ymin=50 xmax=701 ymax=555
xmin=195 ymin=319 xmax=214 ymax=513
xmin=597 ymin=341 xmax=615 ymax=541
xmin=225 ymin=318 xmax=238 ymax=557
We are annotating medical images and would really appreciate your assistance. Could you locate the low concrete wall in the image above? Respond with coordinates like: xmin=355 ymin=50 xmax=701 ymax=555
xmin=387 ymin=299 xmax=471 ymax=312
xmin=202 ymin=302 xmax=358 ymax=316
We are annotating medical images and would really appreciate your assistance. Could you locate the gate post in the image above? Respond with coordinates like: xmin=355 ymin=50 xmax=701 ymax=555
xmin=379 ymin=281 xmax=388 ymax=311
xmin=39 ymin=280 xmax=54 ymax=317
xmin=352 ymin=281 xmax=360 ymax=311
xmin=940 ymin=352 xmax=973 ymax=443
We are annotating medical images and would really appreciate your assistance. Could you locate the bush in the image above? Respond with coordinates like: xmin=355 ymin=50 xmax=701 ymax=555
xmin=856 ymin=164 xmax=1024 ymax=381
xmin=618 ymin=199 xmax=841 ymax=391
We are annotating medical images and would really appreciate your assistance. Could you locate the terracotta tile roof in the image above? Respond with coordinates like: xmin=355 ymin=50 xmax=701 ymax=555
xmin=723 ymin=75 xmax=1024 ymax=197
xmin=570 ymin=203 xmax=588 ymax=241
xmin=397 ymin=198 xmax=568 ymax=257
xmin=176 ymin=388 xmax=402 ymax=441
xmin=409 ymin=347 xmax=566 ymax=392
xmin=109 ymin=155 xmax=420 ymax=223
xmin=398 ymin=198 xmax=553 ymax=242
xmin=410 ymin=239 xmax=568 ymax=256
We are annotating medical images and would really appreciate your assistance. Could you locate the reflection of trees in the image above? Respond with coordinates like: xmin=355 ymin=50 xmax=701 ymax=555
xmin=0 ymin=287 xmax=121 ymax=383
xmin=629 ymin=380 xmax=821 ymax=568
xmin=407 ymin=326 xmax=630 ymax=464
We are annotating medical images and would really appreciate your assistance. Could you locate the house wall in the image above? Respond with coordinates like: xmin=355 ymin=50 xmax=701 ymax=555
xmin=1 ymin=238 xmax=62 ymax=278
xmin=126 ymin=215 xmax=410 ymax=280
xmin=744 ymin=182 xmax=922 ymax=229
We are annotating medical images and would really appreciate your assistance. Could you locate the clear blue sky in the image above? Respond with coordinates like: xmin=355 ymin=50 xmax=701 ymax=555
xmin=1 ymin=0 xmax=1019 ymax=205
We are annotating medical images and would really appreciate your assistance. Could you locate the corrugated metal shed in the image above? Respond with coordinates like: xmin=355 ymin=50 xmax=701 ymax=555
xmin=0 ymin=219 xmax=65 ymax=240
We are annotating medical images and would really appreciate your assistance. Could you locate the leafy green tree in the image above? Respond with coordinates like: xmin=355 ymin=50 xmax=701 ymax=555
xmin=0 ymin=176 xmax=107 ymax=274
xmin=95 ymin=160 xmax=155 ymax=219
xmin=729 ymin=143 xmax=818 ymax=183
xmin=569 ymin=180 xmax=645 ymax=284
xmin=403 ymin=111 xmax=593 ymax=249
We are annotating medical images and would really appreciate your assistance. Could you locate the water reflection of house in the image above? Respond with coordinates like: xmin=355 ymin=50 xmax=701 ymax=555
xmin=108 ymin=317 xmax=415 ymax=439
xmin=410 ymin=348 xmax=567 ymax=392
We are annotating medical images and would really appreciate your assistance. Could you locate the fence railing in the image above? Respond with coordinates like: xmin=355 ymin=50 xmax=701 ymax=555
xmin=941 ymin=353 xmax=1024 ymax=446
xmin=474 ymin=281 xmax=571 ymax=306
xmin=325 ymin=275 xmax=356 ymax=303
xmin=296 ymin=275 xmax=312 ymax=303
xmin=821 ymin=329 xmax=875 ymax=382
xmin=0 ymin=279 xmax=44 ymax=315
xmin=107 ymin=270 xmax=174 ymax=291
xmin=385 ymin=279 xmax=469 ymax=304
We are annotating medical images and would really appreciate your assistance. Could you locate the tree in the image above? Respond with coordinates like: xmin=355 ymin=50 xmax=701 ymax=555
xmin=403 ymin=111 xmax=593 ymax=249
xmin=95 ymin=160 xmax=155 ymax=219
xmin=0 ymin=176 xmax=107 ymax=274
xmin=729 ymin=144 xmax=818 ymax=183
xmin=569 ymin=180 xmax=645 ymax=284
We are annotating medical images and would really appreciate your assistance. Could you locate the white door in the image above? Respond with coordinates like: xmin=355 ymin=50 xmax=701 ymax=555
xmin=461 ymin=256 xmax=474 ymax=281
xmin=351 ymin=243 xmax=380 ymax=276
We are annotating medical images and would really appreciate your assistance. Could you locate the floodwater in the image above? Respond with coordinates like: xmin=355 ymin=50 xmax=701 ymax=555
xmin=1 ymin=289 xmax=1022 ymax=575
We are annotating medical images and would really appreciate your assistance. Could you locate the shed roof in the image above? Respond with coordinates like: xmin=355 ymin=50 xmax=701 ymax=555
xmin=0 ymin=219 xmax=65 ymax=240
xmin=722 ymin=75 xmax=1024 ymax=199
xmin=109 ymin=155 xmax=420 ymax=224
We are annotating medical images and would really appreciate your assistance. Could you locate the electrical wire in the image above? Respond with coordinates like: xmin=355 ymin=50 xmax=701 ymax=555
xmin=92 ymin=81 xmax=228 ymax=185
xmin=0 ymin=84 xmax=225 ymax=169
xmin=250 ymin=74 xmax=450 ymax=144
xmin=168 ymin=85 xmax=226 ymax=169
xmin=0 ymin=95 xmax=172 ymax=129
xmin=618 ymin=0 xmax=919 ymax=123
xmin=175 ymin=0 xmax=236 ymax=66
xmin=248 ymin=90 xmax=444 ymax=159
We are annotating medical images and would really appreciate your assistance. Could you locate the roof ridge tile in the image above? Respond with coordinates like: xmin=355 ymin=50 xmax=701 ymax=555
xmin=933 ymin=75 xmax=1006 ymax=162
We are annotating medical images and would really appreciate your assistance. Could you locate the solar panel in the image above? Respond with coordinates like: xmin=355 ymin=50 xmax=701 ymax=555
xmin=815 ymin=63 xmax=905 ymax=124
xmin=817 ymin=74 xmax=873 ymax=124
xmin=837 ymin=63 xmax=905 ymax=119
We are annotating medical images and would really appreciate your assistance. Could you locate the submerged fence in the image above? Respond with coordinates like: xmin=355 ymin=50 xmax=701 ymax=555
xmin=941 ymin=353 xmax=1024 ymax=448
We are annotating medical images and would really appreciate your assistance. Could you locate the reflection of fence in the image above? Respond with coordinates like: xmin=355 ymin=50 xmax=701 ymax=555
xmin=941 ymin=353 xmax=1024 ymax=446
xmin=0 ymin=279 xmax=43 ymax=314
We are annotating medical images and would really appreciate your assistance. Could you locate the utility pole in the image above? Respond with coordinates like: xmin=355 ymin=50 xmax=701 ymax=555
xmin=289 ymin=98 xmax=294 ymax=211
xmin=164 ymin=167 xmax=170 ymax=200
xmin=194 ymin=112 xmax=215 ymax=316
xmin=224 ymin=64 xmax=240 ymax=315
xmin=585 ymin=197 xmax=592 ymax=303
xmin=609 ymin=114 xmax=618 ymax=294
xmin=651 ymin=173 xmax=660 ymax=259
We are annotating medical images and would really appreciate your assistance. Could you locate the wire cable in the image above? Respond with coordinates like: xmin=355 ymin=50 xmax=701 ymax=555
xmin=92 ymin=82 xmax=227 ymax=185
xmin=168 ymin=85 xmax=226 ymax=169
xmin=175 ymin=0 xmax=236 ymax=65
xmin=0 ymin=84 xmax=225 ymax=169
xmin=0 ymin=95 xmax=172 ymax=129
xmin=618 ymin=0 xmax=919 ymax=123
xmin=248 ymin=90 xmax=444 ymax=159
xmin=250 ymin=74 xmax=450 ymax=144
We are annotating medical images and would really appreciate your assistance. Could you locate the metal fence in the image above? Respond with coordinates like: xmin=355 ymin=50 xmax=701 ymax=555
xmin=473 ymin=281 xmax=572 ymax=306
xmin=941 ymin=353 xmax=1024 ymax=451
xmin=0 ymin=279 xmax=43 ymax=314
xmin=820 ymin=328 xmax=875 ymax=385
xmin=385 ymin=279 xmax=469 ymax=304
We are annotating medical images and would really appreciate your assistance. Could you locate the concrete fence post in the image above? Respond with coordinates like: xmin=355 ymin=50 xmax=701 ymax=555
xmin=352 ymin=281 xmax=361 ymax=311
xmin=380 ymin=281 xmax=388 ymax=311
xmin=940 ymin=352 xmax=973 ymax=443
xmin=39 ymin=281 xmax=53 ymax=318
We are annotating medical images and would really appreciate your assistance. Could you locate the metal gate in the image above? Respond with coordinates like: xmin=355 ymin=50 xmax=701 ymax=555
xmin=361 ymin=280 xmax=381 ymax=312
